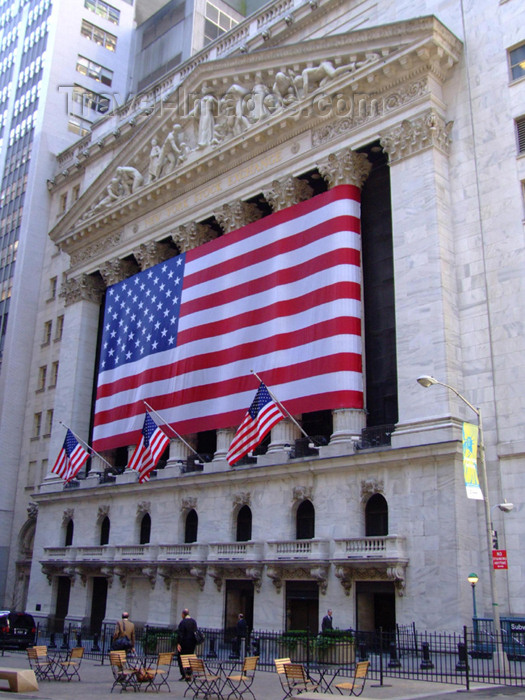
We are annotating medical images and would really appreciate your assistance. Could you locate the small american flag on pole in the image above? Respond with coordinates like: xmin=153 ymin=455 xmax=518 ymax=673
xmin=128 ymin=412 xmax=170 ymax=482
xmin=52 ymin=429 xmax=90 ymax=482
xmin=227 ymin=382 xmax=285 ymax=465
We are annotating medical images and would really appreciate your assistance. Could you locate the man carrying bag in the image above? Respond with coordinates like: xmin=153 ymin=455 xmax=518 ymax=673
xmin=112 ymin=611 xmax=135 ymax=654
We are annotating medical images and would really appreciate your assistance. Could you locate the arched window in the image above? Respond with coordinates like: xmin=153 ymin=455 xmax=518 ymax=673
xmin=185 ymin=509 xmax=198 ymax=543
xmin=296 ymin=500 xmax=315 ymax=540
xmin=140 ymin=513 xmax=151 ymax=544
xmin=100 ymin=516 xmax=110 ymax=545
xmin=236 ymin=505 xmax=252 ymax=542
xmin=65 ymin=520 xmax=74 ymax=547
xmin=365 ymin=493 xmax=388 ymax=536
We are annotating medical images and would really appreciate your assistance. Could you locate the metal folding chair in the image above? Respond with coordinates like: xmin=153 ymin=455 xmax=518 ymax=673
xmin=27 ymin=646 xmax=60 ymax=681
xmin=284 ymin=662 xmax=319 ymax=695
xmin=56 ymin=646 xmax=84 ymax=681
xmin=188 ymin=656 xmax=224 ymax=699
xmin=334 ymin=660 xmax=370 ymax=696
xmin=224 ymin=655 xmax=259 ymax=699
xmin=139 ymin=651 xmax=174 ymax=692
xmin=109 ymin=650 xmax=139 ymax=693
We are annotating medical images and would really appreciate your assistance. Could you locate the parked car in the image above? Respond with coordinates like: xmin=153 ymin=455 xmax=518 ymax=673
xmin=0 ymin=611 xmax=36 ymax=650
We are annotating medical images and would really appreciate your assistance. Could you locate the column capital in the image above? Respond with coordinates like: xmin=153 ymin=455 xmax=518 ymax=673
xmin=317 ymin=148 xmax=371 ymax=189
xmin=133 ymin=240 xmax=173 ymax=270
xmin=263 ymin=176 xmax=313 ymax=212
xmin=380 ymin=109 xmax=453 ymax=163
xmin=99 ymin=258 xmax=138 ymax=287
xmin=60 ymin=273 xmax=105 ymax=307
xmin=215 ymin=200 xmax=262 ymax=234
xmin=172 ymin=222 xmax=216 ymax=253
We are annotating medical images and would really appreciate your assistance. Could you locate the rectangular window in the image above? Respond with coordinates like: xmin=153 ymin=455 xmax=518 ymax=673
xmin=68 ymin=115 xmax=92 ymax=136
xmin=55 ymin=314 xmax=64 ymax=341
xmin=510 ymin=44 xmax=525 ymax=81
xmin=43 ymin=320 xmax=52 ymax=345
xmin=85 ymin=0 xmax=120 ymax=25
xmin=80 ymin=19 xmax=117 ymax=52
xmin=72 ymin=84 xmax=110 ymax=114
xmin=50 ymin=360 xmax=59 ymax=387
xmin=37 ymin=365 xmax=47 ymax=391
xmin=517 ymin=116 xmax=525 ymax=154
xmin=33 ymin=412 xmax=41 ymax=438
xmin=59 ymin=192 xmax=67 ymax=213
xmin=49 ymin=276 xmax=57 ymax=300
xmin=76 ymin=55 xmax=113 ymax=87
xmin=44 ymin=409 xmax=53 ymax=436
xmin=204 ymin=1 xmax=238 ymax=45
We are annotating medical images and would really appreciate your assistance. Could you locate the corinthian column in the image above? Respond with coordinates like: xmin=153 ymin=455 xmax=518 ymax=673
xmin=317 ymin=147 xmax=371 ymax=447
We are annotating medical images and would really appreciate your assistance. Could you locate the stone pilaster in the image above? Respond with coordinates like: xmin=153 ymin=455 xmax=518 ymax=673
xmin=263 ymin=176 xmax=313 ymax=212
xmin=133 ymin=241 xmax=173 ymax=270
xmin=317 ymin=147 xmax=371 ymax=448
xmin=172 ymin=222 xmax=216 ymax=253
xmin=379 ymin=109 xmax=460 ymax=447
xmin=215 ymin=200 xmax=262 ymax=233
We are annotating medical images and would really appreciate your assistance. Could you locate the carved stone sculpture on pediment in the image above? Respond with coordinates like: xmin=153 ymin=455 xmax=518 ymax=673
xmin=157 ymin=125 xmax=189 ymax=179
xmin=299 ymin=55 xmax=379 ymax=97
xmin=263 ymin=176 xmax=313 ymax=212
xmin=361 ymin=479 xmax=384 ymax=503
xmin=215 ymin=200 xmax=262 ymax=234
xmin=379 ymin=109 xmax=453 ymax=163
xmin=233 ymin=491 xmax=251 ymax=508
xmin=85 ymin=165 xmax=143 ymax=218
xmin=99 ymin=258 xmax=138 ymax=287
xmin=60 ymin=274 xmax=105 ymax=307
xmin=172 ymin=222 xmax=216 ymax=253
xmin=137 ymin=501 xmax=151 ymax=515
xmin=62 ymin=508 xmax=74 ymax=526
xmin=293 ymin=485 xmax=313 ymax=504
xmin=133 ymin=241 xmax=173 ymax=271
xmin=190 ymin=83 xmax=220 ymax=149
xmin=181 ymin=496 xmax=197 ymax=512
xmin=318 ymin=148 xmax=372 ymax=190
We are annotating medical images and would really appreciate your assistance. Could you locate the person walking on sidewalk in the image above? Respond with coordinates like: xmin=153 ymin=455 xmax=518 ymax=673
xmin=176 ymin=608 xmax=198 ymax=680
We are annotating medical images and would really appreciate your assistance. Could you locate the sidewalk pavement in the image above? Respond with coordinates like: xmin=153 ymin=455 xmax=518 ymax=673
xmin=0 ymin=650 xmax=493 ymax=699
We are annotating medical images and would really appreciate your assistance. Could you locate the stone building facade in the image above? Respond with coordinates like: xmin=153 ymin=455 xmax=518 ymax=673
xmin=6 ymin=0 xmax=525 ymax=635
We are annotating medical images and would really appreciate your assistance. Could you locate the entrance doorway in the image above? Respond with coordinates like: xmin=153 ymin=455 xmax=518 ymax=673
xmin=224 ymin=580 xmax=254 ymax=635
xmin=54 ymin=576 xmax=71 ymax=633
xmin=90 ymin=577 xmax=108 ymax=634
xmin=355 ymin=581 xmax=395 ymax=636
xmin=285 ymin=581 xmax=319 ymax=632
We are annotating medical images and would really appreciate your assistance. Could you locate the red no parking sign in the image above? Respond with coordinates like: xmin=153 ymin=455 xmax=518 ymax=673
xmin=492 ymin=549 xmax=508 ymax=569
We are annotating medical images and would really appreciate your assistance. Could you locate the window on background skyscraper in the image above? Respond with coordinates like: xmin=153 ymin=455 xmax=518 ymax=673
xmin=509 ymin=43 xmax=525 ymax=81
xmin=80 ymin=19 xmax=117 ymax=51
xmin=84 ymin=0 xmax=120 ymax=25
xmin=72 ymin=85 xmax=110 ymax=114
xmin=76 ymin=55 xmax=113 ymax=87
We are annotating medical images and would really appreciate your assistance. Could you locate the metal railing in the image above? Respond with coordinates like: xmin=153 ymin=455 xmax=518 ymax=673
xmin=17 ymin=622 xmax=525 ymax=688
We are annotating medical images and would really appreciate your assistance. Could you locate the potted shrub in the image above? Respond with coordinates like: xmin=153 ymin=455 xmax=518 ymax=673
xmin=315 ymin=630 xmax=355 ymax=665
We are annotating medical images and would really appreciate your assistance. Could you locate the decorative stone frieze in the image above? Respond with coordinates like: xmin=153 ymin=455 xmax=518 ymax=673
xmin=137 ymin=501 xmax=150 ymax=515
xmin=233 ymin=492 xmax=251 ymax=508
xmin=181 ymin=497 xmax=197 ymax=512
xmin=70 ymin=232 xmax=122 ymax=267
xmin=267 ymin=564 xmax=328 ymax=593
xmin=99 ymin=258 xmax=138 ymax=287
xmin=379 ymin=109 xmax=453 ymax=163
xmin=361 ymin=479 xmax=384 ymax=502
xmin=215 ymin=200 xmax=262 ymax=234
xmin=172 ymin=222 xmax=217 ymax=253
xmin=62 ymin=508 xmax=74 ymax=526
xmin=292 ymin=486 xmax=313 ymax=503
xmin=263 ymin=176 xmax=313 ymax=212
xmin=60 ymin=274 xmax=105 ymax=307
xmin=133 ymin=241 xmax=174 ymax=270
xmin=317 ymin=148 xmax=372 ymax=189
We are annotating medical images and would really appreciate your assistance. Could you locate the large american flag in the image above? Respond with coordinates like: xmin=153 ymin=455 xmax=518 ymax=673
xmin=92 ymin=184 xmax=363 ymax=451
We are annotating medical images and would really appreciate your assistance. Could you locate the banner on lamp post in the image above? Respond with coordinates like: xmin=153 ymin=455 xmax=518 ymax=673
xmin=463 ymin=422 xmax=484 ymax=500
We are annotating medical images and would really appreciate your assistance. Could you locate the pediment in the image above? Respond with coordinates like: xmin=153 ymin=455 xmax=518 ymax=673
xmin=50 ymin=14 xmax=461 ymax=262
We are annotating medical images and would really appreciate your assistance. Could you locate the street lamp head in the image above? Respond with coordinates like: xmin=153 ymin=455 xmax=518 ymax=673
xmin=467 ymin=573 xmax=479 ymax=586
xmin=417 ymin=375 xmax=438 ymax=388
xmin=497 ymin=502 xmax=514 ymax=513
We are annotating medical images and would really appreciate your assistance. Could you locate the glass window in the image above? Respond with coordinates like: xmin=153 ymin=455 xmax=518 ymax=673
xmin=80 ymin=19 xmax=117 ymax=52
xmin=72 ymin=84 xmax=110 ymax=114
xmin=510 ymin=44 xmax=525 ymax=81
xmin=84 ymin=0 xmax=120 ymax=25
xmin=33 ymin=412 xmax=41 ymax=438
xmin=76 ymin=55 xmax=113 ymax=86
xmin=55 ymin=314 xmax=64 ymax=341
xmin=37 ymin=365 xmax=46 ymax=390
xmin=43 ymin=320 xmax=52 ymax=344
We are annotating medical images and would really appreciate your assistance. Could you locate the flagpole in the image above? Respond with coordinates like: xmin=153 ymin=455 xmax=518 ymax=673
xmin=143 ymin=401 xmax=206 ymax=463
xmin=250 ymin=370 xmax=320 ymax=445
xmin=58 ymin=420 xmax=113 ymax=470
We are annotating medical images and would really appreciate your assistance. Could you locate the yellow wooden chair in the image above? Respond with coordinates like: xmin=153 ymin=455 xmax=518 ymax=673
xmin=334 ymin=660 xmax=370 ymax=696
xmin=224 ymin=655 xmax=259 ymax=699
xmin=283 ymin=662 xmax=319 ymax=695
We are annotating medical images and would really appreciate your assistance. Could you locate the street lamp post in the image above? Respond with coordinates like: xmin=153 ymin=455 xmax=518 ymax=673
xmin=417 ymin=375 xmax=509 ymax=672
xmin=467 ymin=572 xmax=479 ymax=620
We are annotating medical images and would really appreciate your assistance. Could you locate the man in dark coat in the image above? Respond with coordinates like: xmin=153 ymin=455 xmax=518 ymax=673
xmin=177 ymin=608 xmax=198 ymax=680
xmin=321 ymin=609 xmax=333 ymax=632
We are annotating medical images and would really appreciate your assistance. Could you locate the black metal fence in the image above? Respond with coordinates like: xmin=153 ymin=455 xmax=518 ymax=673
xmin=12 ymin=622 xmax=524 ymax=690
